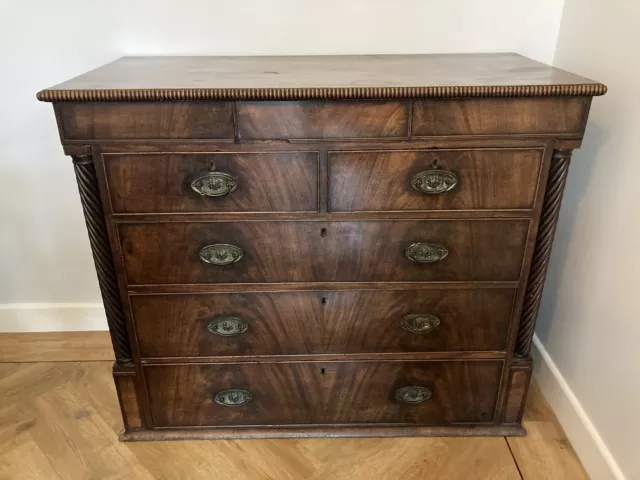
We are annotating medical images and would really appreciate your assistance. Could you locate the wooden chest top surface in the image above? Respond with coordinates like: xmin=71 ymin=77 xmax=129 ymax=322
xmin=37 ymin=53 xmax=606 ymax=102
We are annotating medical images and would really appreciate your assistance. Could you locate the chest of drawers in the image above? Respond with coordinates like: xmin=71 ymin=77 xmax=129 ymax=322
xmin=38 ymin=54 xmax=605 ymax=440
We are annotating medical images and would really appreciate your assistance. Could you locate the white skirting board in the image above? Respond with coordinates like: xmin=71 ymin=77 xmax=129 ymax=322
xmin=0 ymin=303 xmax=108 ymax=332
xmin=532 ymin=334 xmax=626 ymax=480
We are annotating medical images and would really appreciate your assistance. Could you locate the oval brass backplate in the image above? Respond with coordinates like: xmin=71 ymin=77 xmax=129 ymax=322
xmin=214 ymin=389 xmax=252 ymax=407
xmin=404 ymin=242 xmax=448 ymax=264
xmin=199 ymin=244 xmax=243 ymax=266
xmin=191 ymin=171 xmax=238 ymax=197
xmin=411 ymin=169 xmax=458 ymax=195
xmin=401 ymin=314 xmax=441 ymax=334
xmin=395 ymin=386 xmax=432 ymax=404
xmin=207 ymin=317 xmax=249 ymax=336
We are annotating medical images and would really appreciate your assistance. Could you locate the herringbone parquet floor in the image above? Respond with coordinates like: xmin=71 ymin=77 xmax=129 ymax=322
xmin=0 ymin=333 xmax=589 ymax=479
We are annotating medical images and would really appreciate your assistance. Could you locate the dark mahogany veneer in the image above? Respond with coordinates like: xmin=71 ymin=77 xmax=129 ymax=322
xmin=38 ymin=53 xmax=605 ymax=440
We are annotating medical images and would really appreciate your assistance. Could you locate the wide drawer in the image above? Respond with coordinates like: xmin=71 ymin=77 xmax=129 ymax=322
xmin=118 ymin=220 xmax=529 ymax=284
xmin=145 ymin=361 xmax=502 ymax=427
xmin=131 ymin=289 xmax=515 ymax=357
xmin=329 ymin=149 xmax=543 ymax=212
xmin=236 ymin=101 xmax=410 ymax=140
xmin=103 ymin=152 xmax=319 ymax=214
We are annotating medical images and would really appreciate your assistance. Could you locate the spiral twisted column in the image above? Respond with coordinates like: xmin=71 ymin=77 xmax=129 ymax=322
xmin=72 ymin=155 xmax=132 ymax=365
xmin=516 ymin=149 xmax=573 ymax=357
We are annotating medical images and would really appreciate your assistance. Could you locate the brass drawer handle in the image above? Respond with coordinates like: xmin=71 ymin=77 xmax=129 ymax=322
xmin=207 ymin=317 xmax=249 ymax=336
xmin=405 ymin=242 xmax=448 ymax=264
xmin=199 ymin=244 xmax=243 ymax=266
xmin=401 ymin=314 xmax=441 ymax=334
xmin=214 ymin=389 xmax=252 ymax=407
xmin=395 ymin=386 xmax=432 ymax=404
xmin=190 ymin=161 xmax=238 ymax=197
xmin=411 ymin=169 xmax=457 ymax=194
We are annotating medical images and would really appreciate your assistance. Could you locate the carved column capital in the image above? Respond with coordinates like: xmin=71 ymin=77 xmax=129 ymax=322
xmin=516 ymin=148 xmax=573 ymax=357
xmin=71 ymin=154 xmax=93 ymax=165
xmin=71 ymin=151 xmax=132 ymax=366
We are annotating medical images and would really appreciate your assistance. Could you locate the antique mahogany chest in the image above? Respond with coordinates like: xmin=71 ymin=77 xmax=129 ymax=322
xmin=38 ymin=54 xmax=605 ymax=440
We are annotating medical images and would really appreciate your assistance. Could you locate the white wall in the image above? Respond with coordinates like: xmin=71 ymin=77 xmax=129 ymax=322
xmin=534 ymin=0 xmax=640 ymax=479
xmin=0 ymin=0 xmax=566 ymax=330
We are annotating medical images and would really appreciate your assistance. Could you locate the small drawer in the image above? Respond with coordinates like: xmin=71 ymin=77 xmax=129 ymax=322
xmin=118 ymin=220 xmax=529 ymax=285
xmin=103 ymin=152 xmax=319 ymax=214
xmin=131 ymin=288 xmax=515 ymax=358
xmin=329 ymin=149 xmax=543 ymax=212
xmin=56 ymin=102 xmax=234 ymax=140
xmin=411 ymin=98 xmax=589 ymax=137
xmin=145 ymin=361 xmax=502 ymax=427
xmin=236 ymin=101 xmax=410 ymax=140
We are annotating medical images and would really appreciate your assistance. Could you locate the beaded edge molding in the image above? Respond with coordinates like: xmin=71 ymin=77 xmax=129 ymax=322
xmin=37 ymin=84 xmax=607 ymax=102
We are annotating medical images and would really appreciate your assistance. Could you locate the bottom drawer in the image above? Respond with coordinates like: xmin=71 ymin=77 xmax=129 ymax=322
xmin=145 ymin=361 xmax=502 ymax=427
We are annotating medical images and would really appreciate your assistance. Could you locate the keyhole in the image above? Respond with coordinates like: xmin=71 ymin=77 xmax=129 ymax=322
xmin=320 ymin=368 xmax=326 ymax=375
xmin=208 ymin=160 xmax=216 ymax=171
xmin=432 ymin=158 xmax=440 ymax=168
xmin=321 ymin=297 xmax=327 ymax=305
xmin=320 ymin=228 xmax=327 ymax=237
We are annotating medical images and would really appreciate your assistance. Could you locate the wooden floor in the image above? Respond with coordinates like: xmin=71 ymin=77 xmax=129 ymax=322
xmin=0 ymin=332 xmax=589 ymax=479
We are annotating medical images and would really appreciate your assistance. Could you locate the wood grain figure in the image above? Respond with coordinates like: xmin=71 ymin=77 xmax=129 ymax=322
xmin=118 ymin=220 xmax=530 ymax=284
xmin=130 ymin=288 xmax=516 ymax=357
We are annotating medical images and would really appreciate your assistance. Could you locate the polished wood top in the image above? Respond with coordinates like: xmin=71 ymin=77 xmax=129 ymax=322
xmin=37 ymin=53 xmax=606 ymax=102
